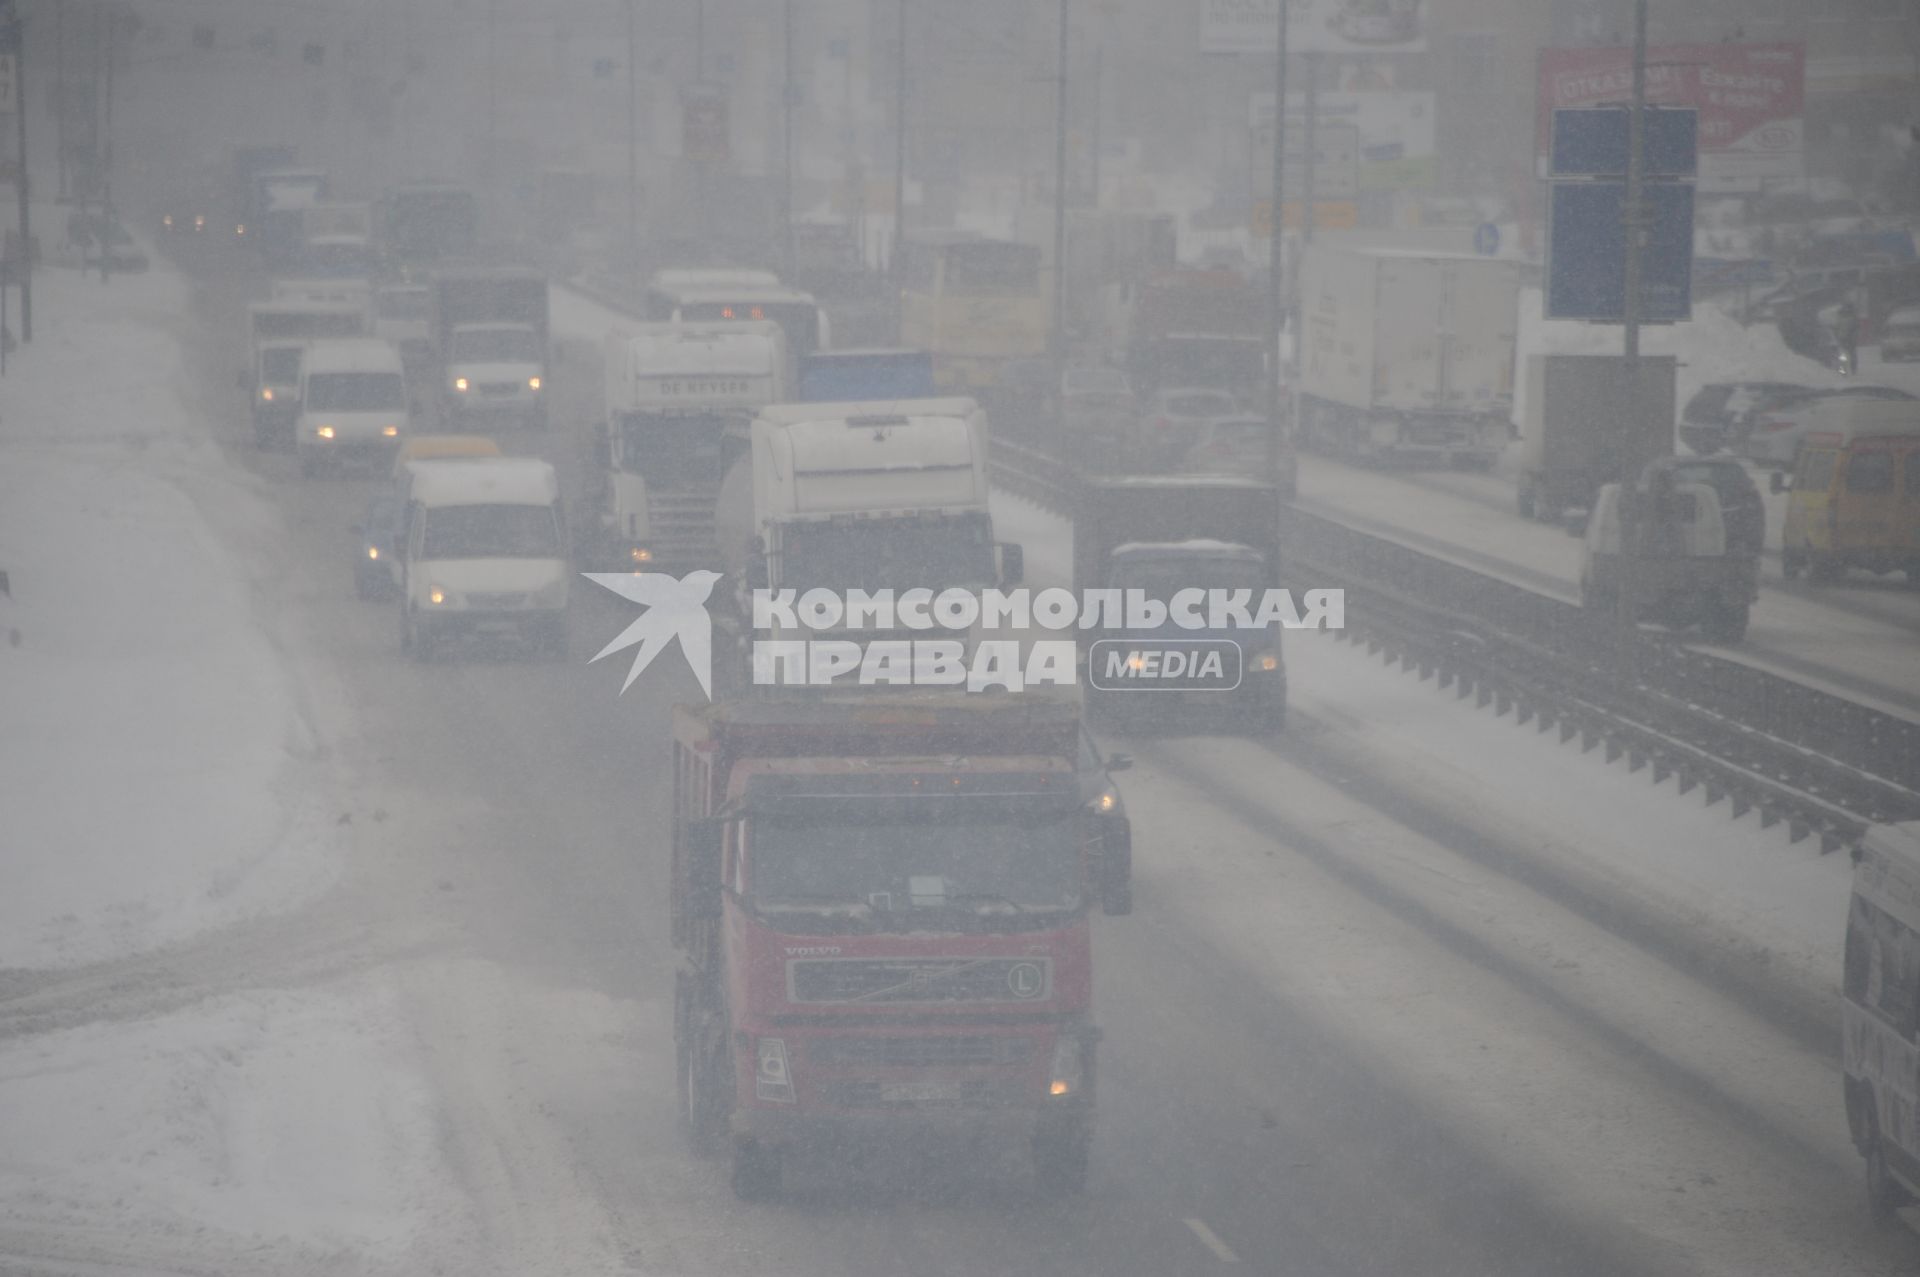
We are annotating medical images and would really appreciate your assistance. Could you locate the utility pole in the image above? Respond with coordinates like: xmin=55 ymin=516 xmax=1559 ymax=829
xmin=1616 ymin=0 xmax=1649 ymax=643
xmin=1051 ymin=0 xmax=1069 ymax=378
xmin=781 ymin=0 xmax=794 ymax=280
xmin=5 ymin=0 xmax=29 ymax=341
xmin=1088 ymin=41 xmax=1102 ymax=209
xmin=890 ymin=0 xmax=906 ymax=286
xmin=99 ymin=1 xmax=113 ymax=221
xmin=626 ymin=0 xmax=640 ymax=295
xmin=1265 ymin=0 xmax=1288 ymax=483
xmin=1300 ymin=52 xmax=1317 ymax=246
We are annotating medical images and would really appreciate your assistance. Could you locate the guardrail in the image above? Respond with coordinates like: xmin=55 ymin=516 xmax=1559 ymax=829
xmin=989 ymin=437 xmax=1920 ymax=852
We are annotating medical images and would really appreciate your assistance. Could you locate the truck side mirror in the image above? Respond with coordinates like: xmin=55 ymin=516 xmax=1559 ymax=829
xmin=1770 ymin=470 xmax=1790 ymax=495
xmin=998 ymin=542 xmax=1024 ymax=587
xmin=681 ymin=817 xmax=726 ymax=922
xmin=1105 ymin=752 xmax=1133 ymax=773
xmin=1098 ymin=818 xmax=1132 ymax=917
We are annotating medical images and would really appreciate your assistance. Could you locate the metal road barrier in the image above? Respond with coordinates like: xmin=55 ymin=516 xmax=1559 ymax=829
xmin=990 ymin=436 xmax=1920 ymax=854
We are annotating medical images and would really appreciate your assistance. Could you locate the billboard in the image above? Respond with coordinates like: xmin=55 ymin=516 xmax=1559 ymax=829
xmin=1202 ymin=0 xmax=1427 ymax=56
xmin=1536 ymin=43 xmax=1803 ymax=193
xmin=1546 ymin=182 xmax=1694 ymax=323
xmin=1251 ymin=91 xmax=1436 ymax=191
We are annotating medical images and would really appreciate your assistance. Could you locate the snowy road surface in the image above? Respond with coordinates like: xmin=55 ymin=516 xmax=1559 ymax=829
xmin=0 ymin=243 xmax=1913 ymax=1276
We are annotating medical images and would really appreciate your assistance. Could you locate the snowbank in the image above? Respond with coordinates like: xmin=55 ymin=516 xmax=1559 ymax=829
xmin=0 ymin=980 xmax=472 ymax=1270
xmin=0 ymin=263 xmax=341 ymax=969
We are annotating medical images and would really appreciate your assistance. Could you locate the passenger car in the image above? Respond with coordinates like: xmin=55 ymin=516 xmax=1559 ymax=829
xmin=1738 ymin=386 xmax=1917 ymax=467
xmin=1677 ymin=381 xmax=1809 ymax=455
xmin=1179 ymin=415 xmax=1297 ymax=498
xmin=1880 ymin=305 xmax=1920 ymax=363
xmin=1140 ymin=387 xmax=1241 ymax=467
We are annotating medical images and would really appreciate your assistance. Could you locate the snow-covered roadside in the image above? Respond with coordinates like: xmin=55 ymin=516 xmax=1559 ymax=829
xmin=0 ymin=263 xmax=340 ymax=969
xmin=0 ymin=260 xmax=477 ymax=1270
xmin=0 ymin=978 xmax=472 ymax=1274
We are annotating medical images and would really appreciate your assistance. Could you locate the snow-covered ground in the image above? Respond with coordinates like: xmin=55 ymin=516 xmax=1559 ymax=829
xmin=0 ymin=265 xmax=344 ymax=969
xmin=0 ymin=259 xmax=469 ymax=1270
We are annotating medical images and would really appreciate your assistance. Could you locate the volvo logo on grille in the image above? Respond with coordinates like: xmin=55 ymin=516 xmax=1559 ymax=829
xmin=1006 ymin=962 xmax=1045 ymax=999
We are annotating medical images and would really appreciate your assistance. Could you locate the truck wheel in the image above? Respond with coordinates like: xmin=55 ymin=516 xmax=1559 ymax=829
xmin=731 ymin=1141 xmax=781 ymax=1202
xmin=1701 ymin=600 xmax=1749 ymax=645
xmin=1032 ymin=1121 xmax=1091 ymax=1197
xmin=1864 ymin=1103 xmax=1912 ymax=1222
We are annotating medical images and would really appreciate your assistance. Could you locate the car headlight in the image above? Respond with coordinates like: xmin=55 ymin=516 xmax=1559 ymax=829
xmin=453 ymin=377 xmax=469 ymax=392
xmin=315 ymin=424 xmax=336 ymax=440
xmin=755 ymin=1037 xmax=795 ymax=1103
xmin=235 ymin=223 xmax=246 ymax=236
xmin=261 ymin=387 xmax=274 ymax=401
xmin=382 ymin=424 xmax=400 ymax=438
xmin=527 ymin=376 xmax=542 ymax=391
xmin=1092 ymin=786 xmax=1119 ymax=814
xmin=629 ymin=546 xmax=653 ymax=564
xmin=194 ymin=215 xmax=206 ymax=231
xmin=367 ymin=545 xmax=381 ymax=561
xmin=162 ymin=215 xmax=173 ymax=228
xmin=427 ymin=586 xmax=447 ymax=606
xmin=1048 ymin=1032 xmax=1085 ymax=1098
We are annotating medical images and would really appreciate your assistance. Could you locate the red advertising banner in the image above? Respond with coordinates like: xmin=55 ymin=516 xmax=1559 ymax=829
xmin=1537 ymin=43 xmax=1804 ymax=193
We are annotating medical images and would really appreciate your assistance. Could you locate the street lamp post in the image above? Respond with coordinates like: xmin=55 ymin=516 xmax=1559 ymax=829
xmin=1051 ymin=0 xmax=1068 ymax=381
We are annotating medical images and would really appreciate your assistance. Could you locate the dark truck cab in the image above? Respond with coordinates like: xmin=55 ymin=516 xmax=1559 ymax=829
xmin=1073 ymin=476 xmax=1288 ymax=732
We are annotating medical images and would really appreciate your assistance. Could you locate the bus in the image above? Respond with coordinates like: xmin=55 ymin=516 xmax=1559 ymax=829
xmin=898 ymin=231 xmax=1048 ymax=394
xmin=644 ymin=271 xmax=829 ymax=361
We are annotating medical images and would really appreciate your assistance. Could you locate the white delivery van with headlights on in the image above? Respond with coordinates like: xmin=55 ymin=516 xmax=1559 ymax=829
xmin=398 ymin=457 xmax=569 ymax=661
xmin=296 ymin=338 xmax=409 ymax=475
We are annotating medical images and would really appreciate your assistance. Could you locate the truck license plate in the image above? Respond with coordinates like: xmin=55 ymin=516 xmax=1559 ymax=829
xmin=880 ymin=1080 xmax=962 ymax=1104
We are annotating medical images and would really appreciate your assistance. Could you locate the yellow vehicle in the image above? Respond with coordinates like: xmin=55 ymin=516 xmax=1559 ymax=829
xmin=1777 ymin=401 xmax=1920 ymax=585
xmin=389 ymin=434 xmax=502 ymax=479
xmin=898 ymin=232 xmax=1048 ymax=395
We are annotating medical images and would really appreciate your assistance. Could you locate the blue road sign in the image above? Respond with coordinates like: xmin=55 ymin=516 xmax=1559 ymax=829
xmin=1474 ymin=223 xmax=1500 ymax=256
xmin=1550 ymin=107 xmax=1698 ymax=179
xmin=1546 ymin=181 xmax=1695 ymax=323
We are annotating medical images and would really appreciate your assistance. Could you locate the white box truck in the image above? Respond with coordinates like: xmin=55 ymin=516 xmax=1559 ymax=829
xmin=1297 ymin=247 xmax=1521 ymax=468
xmin=590 ymin=321 xmax=787 ymax=572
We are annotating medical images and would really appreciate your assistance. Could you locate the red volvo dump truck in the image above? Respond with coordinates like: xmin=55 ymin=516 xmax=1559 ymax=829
xmin=670 ymin=691 xmax=1130 ymax=1199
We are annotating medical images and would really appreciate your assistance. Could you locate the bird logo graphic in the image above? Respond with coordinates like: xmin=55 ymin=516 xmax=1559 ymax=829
xmin=583 ymin=570 xmax=723 ymax=699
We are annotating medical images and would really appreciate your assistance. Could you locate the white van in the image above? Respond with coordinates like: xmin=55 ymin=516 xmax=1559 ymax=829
xmin=297 ymin=339 xmax=410 ymax=475
xmin=1843 ymin=821 xmax=1920 ymax=1219
xmin=398 ymin=458 xmax=569 ymax=660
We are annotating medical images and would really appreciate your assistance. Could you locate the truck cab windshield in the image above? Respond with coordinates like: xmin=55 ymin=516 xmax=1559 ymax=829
xmin=1108 ymin=557 xmax=1268 ymax=613
xmin=781 ymin=512 xmax=995 ymax=594
xmin=305 ymin=372 xmax=405 ymax=412
xmin=452 ymin=328 xmax=541 ymax=362
xmin=420 ymin=504 xmax=560 ymax=559
xmin=260 ymin=348 xmax=302 ymax=384
xmin=747 ymin=797 xmax=1082 ymax=921
xmin=618 ymin=413 xmax=728 ymax=488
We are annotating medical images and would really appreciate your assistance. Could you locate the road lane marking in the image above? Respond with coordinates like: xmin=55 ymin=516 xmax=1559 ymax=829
xmin=1183 ymin=1216 xmax=1242 ymax=1263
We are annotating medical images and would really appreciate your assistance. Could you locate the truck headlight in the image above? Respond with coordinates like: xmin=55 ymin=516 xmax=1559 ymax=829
xmin=261 ymin=387 xmax=274 ymax=401
xmin=756 ymin=1037 xmax=795 ymax=1103
xmin=428 ymin=586 xmax=447 ymax=606
xmin=453 ymin=377 xmax=469 ymax=392
xmin=382 ymin=424 xmax=400 ymax=438
xmin=1048 ymin=1032 xmax=1085 ymax=1098
xmin=629 ymin=546 xmax=653 ymax=564
xmin=315 ymin=424 xmax=336 ymax=440
xmin=367 ymin=545 xmax=380 ymax=561
xmin=527 ymin=376 xmax=542 ymax=391
xmin=1256 ymin=652 xmax=1280 ymax=672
